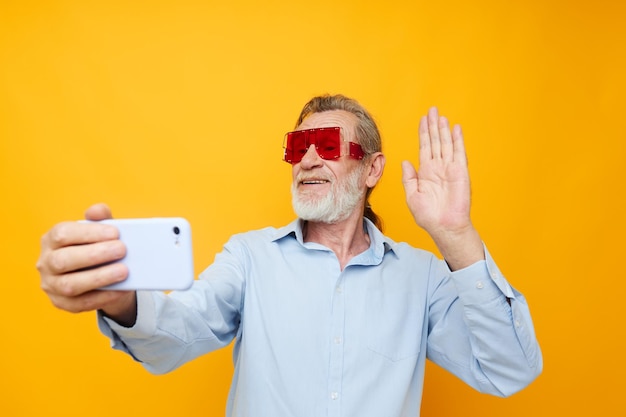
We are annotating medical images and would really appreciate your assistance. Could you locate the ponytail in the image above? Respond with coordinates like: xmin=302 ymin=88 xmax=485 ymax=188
xmin=364 ymin=200 xmax=383 ymax=232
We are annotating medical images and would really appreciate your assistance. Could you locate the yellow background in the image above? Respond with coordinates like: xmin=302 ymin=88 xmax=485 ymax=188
xmin=1 ymin=0 xmax=624 ymax=415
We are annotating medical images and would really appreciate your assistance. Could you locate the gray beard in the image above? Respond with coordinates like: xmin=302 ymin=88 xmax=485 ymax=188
xmin=291 ymin=165 xmax=365 ymax=224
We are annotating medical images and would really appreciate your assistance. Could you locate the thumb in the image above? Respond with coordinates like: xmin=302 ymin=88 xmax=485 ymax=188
xmin=85 ymin=203 xmax=113 ymax=221
xmin=401 ymin=160 xmax=418 ymax=187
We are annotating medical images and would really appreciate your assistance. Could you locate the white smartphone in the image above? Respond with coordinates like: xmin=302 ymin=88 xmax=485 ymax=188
xmin=90 ymin=218 xmax=195 ymax=291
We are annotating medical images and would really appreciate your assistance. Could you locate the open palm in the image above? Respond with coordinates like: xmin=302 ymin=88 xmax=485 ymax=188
xmin=402 ymin=107 xmax=472 ymax=237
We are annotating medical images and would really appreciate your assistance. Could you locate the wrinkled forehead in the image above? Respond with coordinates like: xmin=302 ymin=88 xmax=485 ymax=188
xmin=296 ymin=110 xmax=359 ymax=140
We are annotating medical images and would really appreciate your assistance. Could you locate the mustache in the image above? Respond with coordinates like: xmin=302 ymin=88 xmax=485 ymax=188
xmin=295 ymin=172 xmax=333 ymax=183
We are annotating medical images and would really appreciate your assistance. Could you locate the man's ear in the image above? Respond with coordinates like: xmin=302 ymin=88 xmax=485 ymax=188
xmin=365 ymin=152 xmax=385 ymax=188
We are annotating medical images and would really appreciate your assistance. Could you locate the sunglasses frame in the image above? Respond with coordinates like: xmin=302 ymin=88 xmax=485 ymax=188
xmin=283 ymin=127 xmax=365 ymax=164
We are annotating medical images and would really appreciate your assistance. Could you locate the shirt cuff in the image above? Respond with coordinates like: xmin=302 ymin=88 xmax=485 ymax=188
xmin=447 ymin=244 xmax=515 ymax=304
xmin=97 ymin=291 xmax=159 ymax=344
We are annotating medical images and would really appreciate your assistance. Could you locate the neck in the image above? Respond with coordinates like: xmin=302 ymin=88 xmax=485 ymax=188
xmin=302 ymin=209 xmax=370 ymax=270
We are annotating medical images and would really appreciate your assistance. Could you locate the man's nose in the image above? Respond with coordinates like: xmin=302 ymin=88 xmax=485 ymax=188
xmin=299 ymin=144 xmax=323 ymax=167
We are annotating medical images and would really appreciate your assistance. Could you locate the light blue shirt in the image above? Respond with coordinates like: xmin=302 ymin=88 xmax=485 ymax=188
xmin=99 ymin=218 xmax=542 ymax=417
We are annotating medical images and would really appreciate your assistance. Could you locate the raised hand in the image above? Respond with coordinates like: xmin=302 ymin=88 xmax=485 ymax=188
xmin=36 ymin=203 xmax=137 ymax=325
xmin=401 ymin=107 xmax=484 ymax=270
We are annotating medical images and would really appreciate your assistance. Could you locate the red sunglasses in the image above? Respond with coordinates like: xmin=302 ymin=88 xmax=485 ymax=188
xmin=283 ymin=127 xmax=365 ymax=164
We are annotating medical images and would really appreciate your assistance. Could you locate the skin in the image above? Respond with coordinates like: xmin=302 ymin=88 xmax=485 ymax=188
xmin=36 ymin=107 xmax=484 ymax=327
xmin=37 ymin=204 xmax=137 ymax=326
xmin=401 ymin=107 xmax=484 ymax=270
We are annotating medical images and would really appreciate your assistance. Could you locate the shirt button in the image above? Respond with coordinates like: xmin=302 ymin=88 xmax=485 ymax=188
xmin=476 ymin=281 xmax=484 ymax=289
xmin=514 ymin=319 xmax=521 ymax=328
xmin=334 ymin=337 xmax=343 ymax=344
xmin=336 ymin=286 xmax=343 ymax=294
xmin=330 ymin=392 xmax=339 ymax=400
xmin=491 ymin=272 xmax=499 ymax=280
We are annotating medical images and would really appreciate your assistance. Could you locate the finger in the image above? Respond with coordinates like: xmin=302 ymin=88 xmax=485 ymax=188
xmin=428 ymin=107 xmax=441 ymax=159
xmin=42 ymin=221 xmax=119 ymax=251
xmin=42 ymin=238 xmax=126 ymax=275
xmin=401 ymin=160 xmax=418 ymax=184
xmin=452 ymin=124 xmax=468 ymax=165
xmin=438 ymin=115 xmax=454 ymax=162
xmin=85 ymin=203 xmax=113 ymax=221
xmin=418 ymin=115 xmax=431 ymax=163
xmin=42 ymin=261 xmax=128 ymax=299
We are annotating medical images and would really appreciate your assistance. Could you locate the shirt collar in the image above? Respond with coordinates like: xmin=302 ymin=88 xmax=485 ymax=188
xmin=271 ymin=218 xmax=396 ymax=265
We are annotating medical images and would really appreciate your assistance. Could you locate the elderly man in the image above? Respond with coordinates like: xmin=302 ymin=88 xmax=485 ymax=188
xmin=37 ymin=94 xmax=542 ymax=417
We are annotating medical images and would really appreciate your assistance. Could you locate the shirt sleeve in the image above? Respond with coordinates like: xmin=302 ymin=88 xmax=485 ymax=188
xmin=426 ymin=244 xmax=543 ymax=397
xmin=97 ymin=238 xmax=247 ymax=375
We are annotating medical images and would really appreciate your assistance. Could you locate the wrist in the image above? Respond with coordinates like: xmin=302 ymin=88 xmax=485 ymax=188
xmin=431 ymin=226 xmax=485 ymax=271
xmin=101 ymin=291 xmax=138 ymax=327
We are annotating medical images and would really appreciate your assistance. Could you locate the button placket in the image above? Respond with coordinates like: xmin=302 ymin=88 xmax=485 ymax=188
xmin=328 ymin=276 xmax=345 ymax=416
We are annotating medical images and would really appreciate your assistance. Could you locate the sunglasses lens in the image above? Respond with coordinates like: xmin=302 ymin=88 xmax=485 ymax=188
xmin=314 ymin=129 xmax=341 ymax=160
xmin=349 ymin=141 xmax=365 ymax=160
xmin=285 ymin=131 xmax=307 ymax=163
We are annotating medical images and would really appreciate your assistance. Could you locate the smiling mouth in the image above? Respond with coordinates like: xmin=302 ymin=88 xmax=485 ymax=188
xmin=301 ymin=179 xmax=329 ymax=185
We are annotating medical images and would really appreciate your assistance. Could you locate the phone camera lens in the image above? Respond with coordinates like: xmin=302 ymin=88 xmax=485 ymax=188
xmin=173 ymin=226 xmax=180 ymax=235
